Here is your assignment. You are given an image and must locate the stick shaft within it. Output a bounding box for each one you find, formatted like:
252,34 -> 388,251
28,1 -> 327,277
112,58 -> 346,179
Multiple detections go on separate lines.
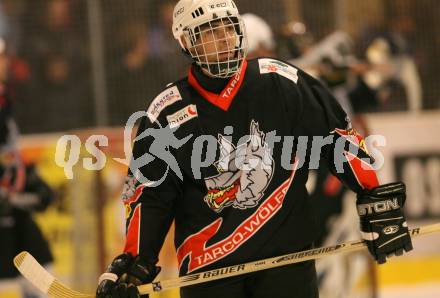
138,223 -> 440,294
13,223 -> 440,297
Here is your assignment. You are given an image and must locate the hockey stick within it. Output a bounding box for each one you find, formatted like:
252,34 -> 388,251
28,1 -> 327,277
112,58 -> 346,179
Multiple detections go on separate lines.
14,223 -> 440,297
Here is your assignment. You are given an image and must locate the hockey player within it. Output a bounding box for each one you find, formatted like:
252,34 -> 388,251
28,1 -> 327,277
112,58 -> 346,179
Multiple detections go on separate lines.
0,132 -> 55,298
0,37 -> 55,298
96,1 -> 413,297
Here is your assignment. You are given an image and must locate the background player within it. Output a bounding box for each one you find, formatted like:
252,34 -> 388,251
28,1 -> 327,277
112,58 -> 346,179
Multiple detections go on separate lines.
0,37 -> 55,298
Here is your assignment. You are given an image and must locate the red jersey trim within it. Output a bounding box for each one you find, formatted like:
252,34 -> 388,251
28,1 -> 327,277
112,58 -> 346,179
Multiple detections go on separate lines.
188,61 -> 248,111
124,204 -> 141,255
334,128 -> 369,154
344,151 -> 379,190
123,184 -> 146,255
13,163 -> 26,192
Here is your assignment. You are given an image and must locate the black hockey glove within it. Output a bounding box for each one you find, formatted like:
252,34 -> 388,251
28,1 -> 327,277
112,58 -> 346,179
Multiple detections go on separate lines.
96,252 -> 161,298
356,182 -> 413,264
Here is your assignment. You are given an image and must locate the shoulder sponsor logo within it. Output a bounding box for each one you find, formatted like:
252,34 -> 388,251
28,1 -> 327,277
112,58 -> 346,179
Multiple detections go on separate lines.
258,58 -> 298,84
166,104 -> 198,128
147,86 -> 182,123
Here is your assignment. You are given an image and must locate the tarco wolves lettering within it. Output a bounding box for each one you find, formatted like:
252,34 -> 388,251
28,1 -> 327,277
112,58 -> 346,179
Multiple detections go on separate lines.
204,120 -> 274,213
176,159 -> 299,273
221,71 -> 241,99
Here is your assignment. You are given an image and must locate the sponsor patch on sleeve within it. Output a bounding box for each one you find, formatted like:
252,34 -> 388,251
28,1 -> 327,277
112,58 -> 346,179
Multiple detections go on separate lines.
166,104 -> 198,128
147,86 -> 182,123
258,58 -> 298,84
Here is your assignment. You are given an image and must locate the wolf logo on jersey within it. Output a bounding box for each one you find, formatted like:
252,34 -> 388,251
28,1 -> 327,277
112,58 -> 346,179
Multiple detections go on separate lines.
204,120 -> 274,212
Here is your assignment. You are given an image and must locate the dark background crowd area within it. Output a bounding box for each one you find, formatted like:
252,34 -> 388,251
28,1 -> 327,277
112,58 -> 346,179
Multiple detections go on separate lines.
0,0 -> 438,134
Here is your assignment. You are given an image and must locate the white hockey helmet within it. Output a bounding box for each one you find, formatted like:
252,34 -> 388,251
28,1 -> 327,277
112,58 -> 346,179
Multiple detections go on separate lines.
172,0 -> 248,78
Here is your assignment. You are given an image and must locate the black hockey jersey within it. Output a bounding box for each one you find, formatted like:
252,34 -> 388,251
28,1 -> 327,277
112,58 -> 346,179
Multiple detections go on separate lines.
121,58 -> 379,275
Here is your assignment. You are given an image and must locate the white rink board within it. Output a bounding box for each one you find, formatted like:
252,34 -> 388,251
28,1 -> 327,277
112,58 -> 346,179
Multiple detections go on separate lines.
364,111 -> 440,182
364,112 -> 440,297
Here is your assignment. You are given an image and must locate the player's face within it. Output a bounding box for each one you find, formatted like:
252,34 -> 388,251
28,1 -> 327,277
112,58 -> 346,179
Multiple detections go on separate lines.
191,19 -> 237,64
